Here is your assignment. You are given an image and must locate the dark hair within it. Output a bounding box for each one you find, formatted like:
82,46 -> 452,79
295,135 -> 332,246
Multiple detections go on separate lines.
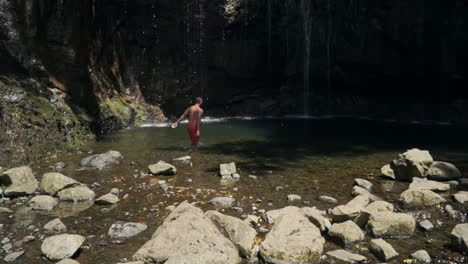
195,97 -> 203,104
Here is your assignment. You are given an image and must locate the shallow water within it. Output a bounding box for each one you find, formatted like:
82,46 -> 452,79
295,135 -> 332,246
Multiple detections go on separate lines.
1,117 -> 467,263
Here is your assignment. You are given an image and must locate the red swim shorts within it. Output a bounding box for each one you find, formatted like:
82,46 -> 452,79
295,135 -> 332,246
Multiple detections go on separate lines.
187,125 -> 199,146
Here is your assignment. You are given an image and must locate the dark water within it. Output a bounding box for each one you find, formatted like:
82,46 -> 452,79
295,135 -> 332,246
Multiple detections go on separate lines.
1,117 -> 467,263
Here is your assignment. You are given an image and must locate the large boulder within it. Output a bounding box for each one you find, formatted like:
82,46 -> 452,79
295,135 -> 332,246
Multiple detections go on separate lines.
364,201 -> 394,215
266,206 -> 326,231
0,166 -> 39,196
425,161 -> 462,181
400,189 -> 446,209
205,211 -> 257,257
329,221 -> 364,245
108,222 -> 148,244
390,149 -> 433,181
367,212 -> 415,237
260,208 -> 325,263
57,186 -> 95,202
40,173 -> 79,195
409,177 -> 450,192
28,195 -> 58,211
451,223 -> 468,253
331,195 -> 369,225
41,234 -> 85,261
148,161 -> 177,175
80,150 -> 123,169
132,202 -> 240,264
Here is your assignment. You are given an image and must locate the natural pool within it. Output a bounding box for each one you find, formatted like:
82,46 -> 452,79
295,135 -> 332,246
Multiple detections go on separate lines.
1,117 -> 467,263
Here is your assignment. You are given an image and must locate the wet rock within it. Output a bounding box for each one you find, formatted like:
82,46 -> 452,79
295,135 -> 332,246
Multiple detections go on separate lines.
329,220 -> 364,244
165,205 -> 176,212
445,205 -> 460,219
4,250 -> 24,263
90,182 -> 101,189
266,207 -> 326,231
44,218 -> 67,233
325,249 -> 367,263
274,186 -> 284,192
28,195 -> 58,210
390,148 -> 433,181
354,178 -> 372,190
364,201 -> 394,214
418,220 -> 434,232
368,212 -> 415,237
380,164 -> 395,180
51,162 -> 66,172
318,196 -> 337,204
352,186 -> 382,202
80,150 -> 123,169
0,207 -> 13,213
206,210 -> 257,257
248,175 -> 257,179
369,238 -> 399,261
132,202 -> 240,264
209,197 -> 235,209
451,224 -> 468,254
411,250 -> 431,263
0,166 -> 39,196
148,161 -> 177,175
3,242 -> 12,251
260,206 -> 325,264
56,260 -> 80,264
173,156 -> 191,162
110,188 -> 120,196
95,193 -> 120,205
331,195 -> 370,225
425,161 -> 462,181
54,201 -> 93,218
459,178 -> 468,187
57,186 -> 95,202
400,189 -> 445,209
452,191 -> 468,204
22,236 -> 35,243
409,177 -> 450,192
108,222 -> 148,244
41,234 -> 85,261
40,173 -> 79,195
219,162 -> 237,176
287,194 -> 301,202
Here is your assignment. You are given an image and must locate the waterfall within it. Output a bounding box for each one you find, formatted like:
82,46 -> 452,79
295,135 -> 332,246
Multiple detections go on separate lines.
300,0 -> 312,114
267,0 -> 272,85
151,0 -> 161,96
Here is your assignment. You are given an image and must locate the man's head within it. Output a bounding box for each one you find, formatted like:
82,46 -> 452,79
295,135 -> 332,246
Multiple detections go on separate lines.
195,97 -> 203,105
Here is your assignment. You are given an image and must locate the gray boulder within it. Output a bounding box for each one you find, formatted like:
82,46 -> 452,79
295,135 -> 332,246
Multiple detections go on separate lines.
400,189 -> 445,209
409,177 -> 450,192
206,210 -> 257,257
367,211 -> 415,237
57,186 -> 96,202
80,150 -> 123,169
209,197 -> 235,209
390,148 -> 433,181
411,250 -> 431,263
452,191 -> 468,204
425,161 -> 462,181
44,218 -> 67,233
41,234 -> 85,261
40,173 -> 79,195
451,223 -> 468,253
95,193 -> 120,205
266,206 -> 326,231
0,207 -> 13,213
380,164 -> 395,180
331,195 -> 369,225
29,195 -> 58,211
369,238 -> 399,261
4,250 -> 25,263
148,161 -> 177,175
0,166 -> 39,196
325,249 -> 367,263
108,222 -> 148,244
329,220 -> 364,244
132,202 -> 240,264
260,207 -> 325,264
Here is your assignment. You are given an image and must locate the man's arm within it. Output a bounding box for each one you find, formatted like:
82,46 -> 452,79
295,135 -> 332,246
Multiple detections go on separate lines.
196,109 -> 203,136
172,108 -> 189,128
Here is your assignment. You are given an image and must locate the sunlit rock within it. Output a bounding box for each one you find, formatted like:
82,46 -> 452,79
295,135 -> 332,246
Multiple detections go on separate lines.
325,249 -> 367,263
108,222 -> 147,244
380,164 -> 395,180
400,189 -> 445,209
451,223 -> 468,253
44,218 -> 67,233
409,177 -> 450,192
80,150 -> 123,169
0,166 -> 38,196
148,161 -> 177,175
57,186 -> 95,203
367,212 -> 415,237
329,220 -> 364,245
369,238 -> 399,261
40,173 -> 79,196
41,234 -> 85,261
425,161 -> 462,181
28,195 -> 58,211
390,148 -> 433,181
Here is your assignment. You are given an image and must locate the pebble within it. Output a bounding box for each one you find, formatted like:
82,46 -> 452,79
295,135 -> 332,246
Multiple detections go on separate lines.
4,250 -> 24,263
445,205 -> 459,219
22,236 -> 35,243
90,182 -> 101,189
418,220 -> 434,232
275,186 -> 284,192
1,237 -> 10,244
287,194 -> 301,201
318,196 -> 338,204
248,175 -> 258,179
110,188 -> 120,196
123,194 -> 129,199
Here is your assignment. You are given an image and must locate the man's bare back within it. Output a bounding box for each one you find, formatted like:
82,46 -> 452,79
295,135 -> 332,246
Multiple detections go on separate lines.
171,97 -> 204,149
187,105 -> 204,126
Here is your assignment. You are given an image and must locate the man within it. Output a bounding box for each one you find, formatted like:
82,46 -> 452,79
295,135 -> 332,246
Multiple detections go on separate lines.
171,97 -> 204,150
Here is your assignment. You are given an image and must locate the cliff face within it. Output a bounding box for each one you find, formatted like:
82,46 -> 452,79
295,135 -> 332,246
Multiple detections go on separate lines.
0,0 -> 468,165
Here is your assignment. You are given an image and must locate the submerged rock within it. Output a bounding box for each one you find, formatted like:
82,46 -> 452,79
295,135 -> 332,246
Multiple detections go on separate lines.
40,173 -> 79,195
418,220 -> 434,232
425,161 -> 462,181
44,218 -> 67,233
287,194 -> 301,202
29,195 -> 58,211
0,166 -> 39,196
409,177 -> 450,192
368,211 -> 415,237
219,162 -> 237,176
209,197 -> 235,209
390,148 -> 433,181
325,249 -> 367,263
354,178 -> 373,190
41,234 -> 85,261
4,250 -> 25,263
329,220 -> 364,244
56,260 -> 80,264
260,206 -> 325,264
0,207 -> 13,213
451,223 -> 468,253
369,238 -> 399,261
400,189 -> 445,208
132,202 -> 240,263
380,164 -> 395,180
95,193 -> 120,205
80,150 -> 123,169
206,210 -> 257,257
108,222 -> 148,244
411,250 -> 431,263
57,186 -> 96,202
148,161 -> 177,175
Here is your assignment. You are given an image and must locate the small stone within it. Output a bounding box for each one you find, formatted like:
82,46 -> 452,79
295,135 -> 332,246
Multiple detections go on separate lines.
411,250 -> 431,263
219,162 -> 236,176
354,178 -> 372,190
28,195 -> 58,211
275,186 -> 284,191
110,188 -> 120,196
232,173 -> 241,180
446,204 -> 460,219
209,197 -> 235,208
287,194 -> 301,202
2,237 -> 10,244
148,161 -> 177,175
4,250 -> 24,263
95,193 -> 120,205
369,238 -> 399,261
329,220 -> 364,244
44,218 -> 67,233
452,191 -> 468,204
90,182 -> 101,188
325,249 -> 367,263
418,220 -> 434,232
22,236 -> 35,243
380,164 -> 395,180
108,222 -> 148,244
248,175 -> 257,179
318,196 -> 337,204
173,156 -> 191,162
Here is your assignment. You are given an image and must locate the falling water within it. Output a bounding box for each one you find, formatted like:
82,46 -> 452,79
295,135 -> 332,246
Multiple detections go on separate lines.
267,0 -> 272,85
150,0 -> 161,95
300,0 -> 312,115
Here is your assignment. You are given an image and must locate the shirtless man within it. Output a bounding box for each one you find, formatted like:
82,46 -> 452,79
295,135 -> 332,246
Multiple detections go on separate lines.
171,97 -> 204,150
